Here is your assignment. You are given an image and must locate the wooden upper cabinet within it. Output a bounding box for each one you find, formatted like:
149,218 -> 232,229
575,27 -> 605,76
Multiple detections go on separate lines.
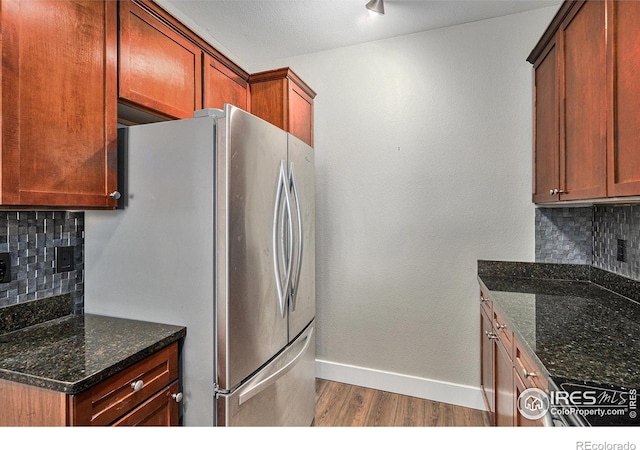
530,0 -> 640,203
532,38 -> 560,203
607,0 -> 640,197
250,68 -> 316,146
119,0 -> 202,119
1,0 -> 118,208
560,0 -> 606,201
203,54 -> 249,111
530,0 -> 606,203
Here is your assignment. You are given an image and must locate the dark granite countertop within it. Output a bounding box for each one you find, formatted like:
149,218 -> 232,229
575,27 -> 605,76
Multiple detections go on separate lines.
478,261 -> 640,390
0,313 -> 186,394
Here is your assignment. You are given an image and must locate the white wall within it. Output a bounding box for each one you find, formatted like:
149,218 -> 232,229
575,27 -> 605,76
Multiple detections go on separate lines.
250,7 -> 559,409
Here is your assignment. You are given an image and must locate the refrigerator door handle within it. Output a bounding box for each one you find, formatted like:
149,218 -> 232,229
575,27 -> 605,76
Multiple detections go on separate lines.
272,160 -> 293,318
288,162 -> 303,312
237,326 -> 314,406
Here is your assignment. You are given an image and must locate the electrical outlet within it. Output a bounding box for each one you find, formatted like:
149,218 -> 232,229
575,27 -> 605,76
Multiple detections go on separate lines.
55,246 -> 75,273
0,252 -> 10,283
617,239 -> 626,263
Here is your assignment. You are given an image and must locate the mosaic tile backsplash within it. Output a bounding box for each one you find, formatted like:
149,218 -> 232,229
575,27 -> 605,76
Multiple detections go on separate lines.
535,207 -> 593,265
535,205 -> 640,282
593,205 -> 640,280
0,212 -> 84,313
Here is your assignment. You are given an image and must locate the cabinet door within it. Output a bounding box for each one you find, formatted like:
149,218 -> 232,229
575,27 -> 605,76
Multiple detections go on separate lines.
288,81 -> 314,147
119,1 -> 202,119
607,1 -> 640,197
494,337 -> 514,426
1,0 -> 118,208
250,77 -> 288,130
203,54 -> 248,111
480,309 -> 495,423
559,0 -> 606,201
532,38 -> 560,203
513,370 -> 545,427
250,68 -> 316,147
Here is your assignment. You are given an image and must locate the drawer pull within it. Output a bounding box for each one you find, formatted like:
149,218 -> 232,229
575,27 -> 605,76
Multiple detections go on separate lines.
131,380 -> 144,392
485,331 -> 498,340
522,369 -> 537,379
495,322 -> 506,330
172,392 -> 183,403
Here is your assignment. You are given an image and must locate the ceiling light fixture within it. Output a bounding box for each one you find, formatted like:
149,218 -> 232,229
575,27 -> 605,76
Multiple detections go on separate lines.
365,0 -> 384,15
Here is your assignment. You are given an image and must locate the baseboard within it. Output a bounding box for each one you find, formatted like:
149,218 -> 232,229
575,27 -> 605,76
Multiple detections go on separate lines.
315,359 -> 487,411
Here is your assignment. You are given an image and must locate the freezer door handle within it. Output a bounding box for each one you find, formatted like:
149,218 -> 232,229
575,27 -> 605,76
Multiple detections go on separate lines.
238,326 -> 314,406
272,160 -> 293,318
288,162 -> 303,312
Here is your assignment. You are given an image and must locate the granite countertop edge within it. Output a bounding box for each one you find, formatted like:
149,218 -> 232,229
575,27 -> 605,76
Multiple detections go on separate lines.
0,312 -> 186,395
0,330 -> 186,395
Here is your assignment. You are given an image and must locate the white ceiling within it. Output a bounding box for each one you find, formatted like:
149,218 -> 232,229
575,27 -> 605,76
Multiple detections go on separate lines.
161,0 -> 562,71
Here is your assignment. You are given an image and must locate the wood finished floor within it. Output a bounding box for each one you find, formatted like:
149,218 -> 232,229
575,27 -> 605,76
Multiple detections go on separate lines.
315,378 -> 491,427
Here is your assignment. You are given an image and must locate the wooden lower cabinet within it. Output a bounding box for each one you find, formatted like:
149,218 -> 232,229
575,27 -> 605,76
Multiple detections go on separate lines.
480,308 -> 495,422
480,290 -> 546,427
0,380 -> 69,426
113,381 -> 179,426
0,343 -> 180,426
494,339 -> 514,426
513,370 -> 545,427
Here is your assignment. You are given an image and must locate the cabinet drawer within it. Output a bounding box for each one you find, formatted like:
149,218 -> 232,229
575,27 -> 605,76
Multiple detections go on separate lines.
514,339 -> 547,392
493,308 -> 513,359
71,342 -> 178,425
112,380 -> 179,426
480,289 -> 492,317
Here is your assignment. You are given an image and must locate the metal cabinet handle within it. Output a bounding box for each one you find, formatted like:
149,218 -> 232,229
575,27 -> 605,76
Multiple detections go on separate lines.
522,369 -> 537,379
495,322 -> 506,330
131,380 -> 144,392
172,392 -> 183,403
485,331 -> 498,340
109,191 -> 121,199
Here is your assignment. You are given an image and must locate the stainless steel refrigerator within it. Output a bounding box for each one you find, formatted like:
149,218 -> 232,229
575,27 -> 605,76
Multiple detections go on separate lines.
84,105 -> 316,426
